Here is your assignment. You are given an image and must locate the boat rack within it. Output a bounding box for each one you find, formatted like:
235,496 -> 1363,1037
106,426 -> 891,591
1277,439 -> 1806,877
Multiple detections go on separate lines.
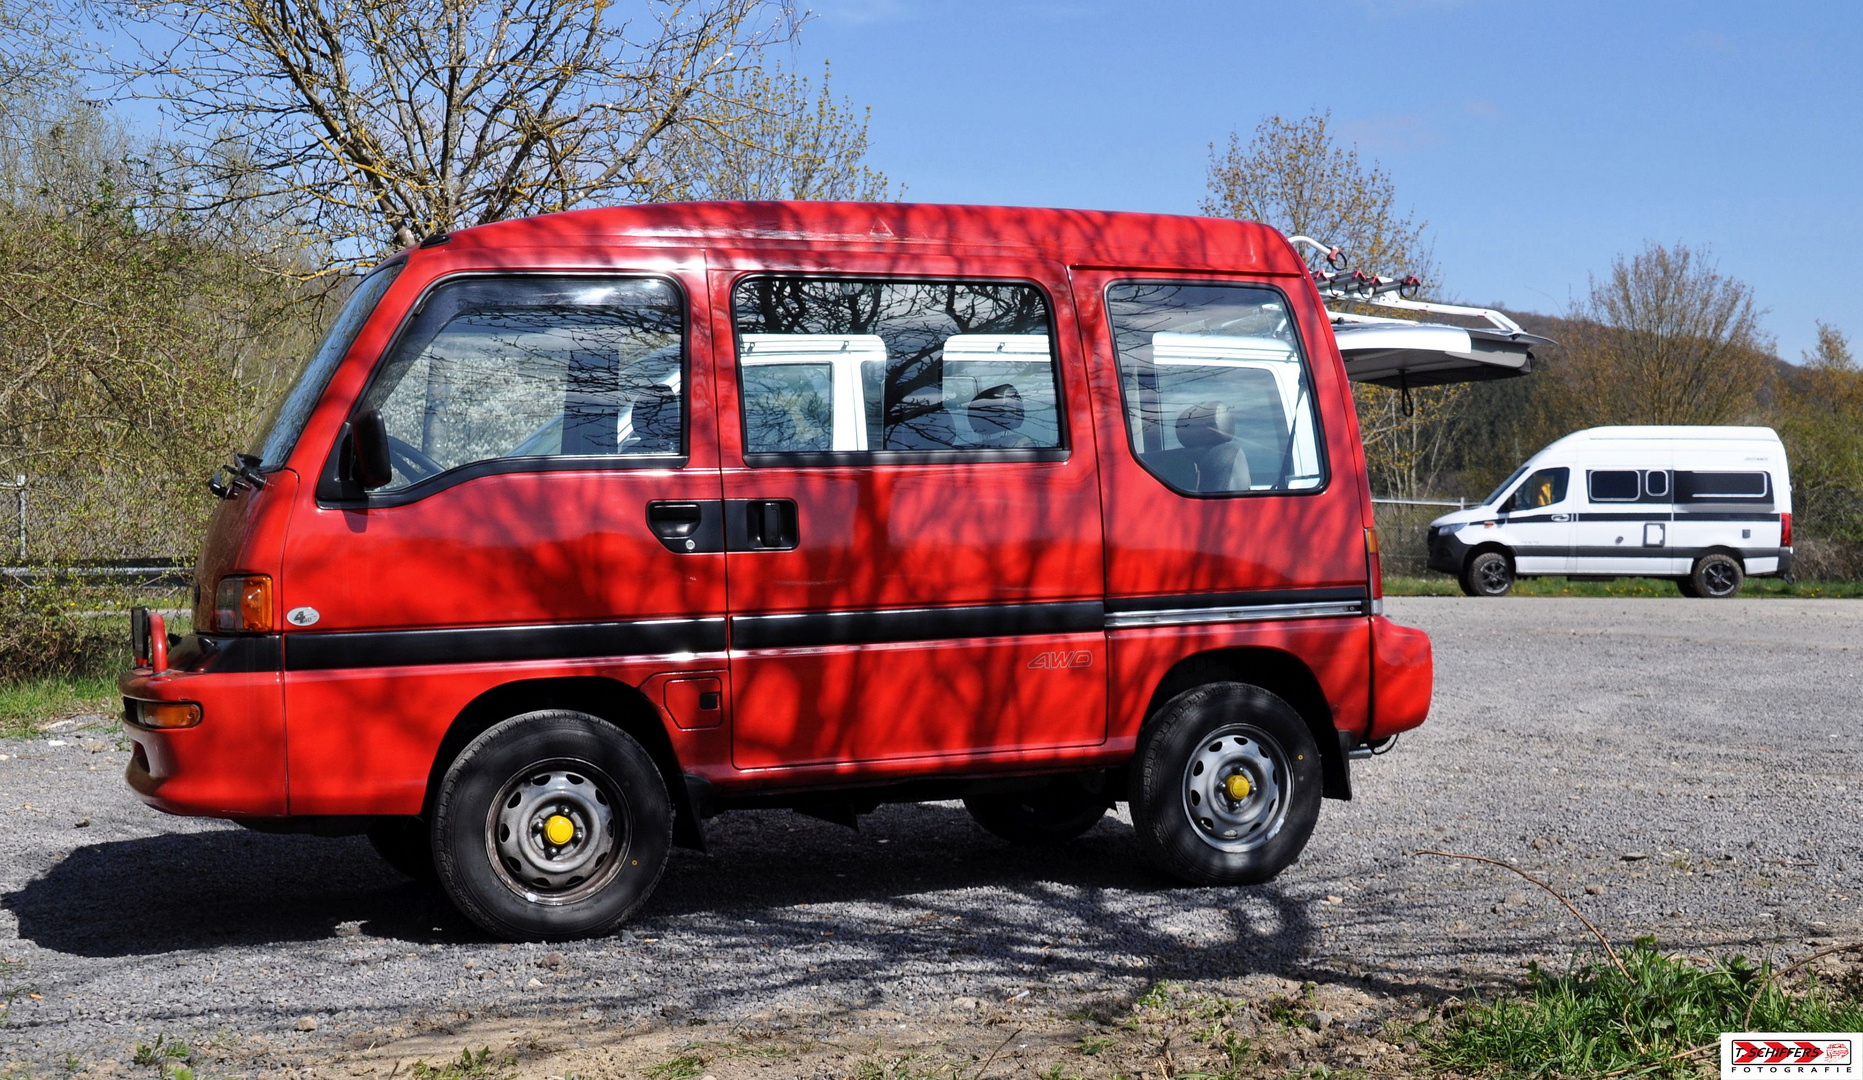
1286,236 -> 1553,400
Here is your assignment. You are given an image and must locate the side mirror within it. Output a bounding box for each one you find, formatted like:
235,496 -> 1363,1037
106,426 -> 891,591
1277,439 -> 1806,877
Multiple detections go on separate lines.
352,409 -> 392,489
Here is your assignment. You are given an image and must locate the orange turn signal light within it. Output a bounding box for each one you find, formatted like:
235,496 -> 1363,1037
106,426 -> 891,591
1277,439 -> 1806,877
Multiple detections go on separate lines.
133,700 -> 202,729
1365,526 -> 1382,555
214,574 -> 274,633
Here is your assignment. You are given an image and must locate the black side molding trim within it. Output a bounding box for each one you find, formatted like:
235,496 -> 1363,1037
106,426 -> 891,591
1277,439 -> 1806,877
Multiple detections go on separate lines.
170,633 -> 285,674
730,600 -> 1104,651
286,617 -> 727,671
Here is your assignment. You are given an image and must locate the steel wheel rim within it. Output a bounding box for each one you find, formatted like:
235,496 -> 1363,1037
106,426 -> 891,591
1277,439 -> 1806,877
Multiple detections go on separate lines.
1478,557 -> 1510,593
484,758 -> 629,906
1703,560 -> 1738,595
1180,723 -> 1290,853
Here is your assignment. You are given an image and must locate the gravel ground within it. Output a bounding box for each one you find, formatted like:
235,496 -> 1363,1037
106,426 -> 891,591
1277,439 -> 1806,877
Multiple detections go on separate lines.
2,597 -> 1861,1070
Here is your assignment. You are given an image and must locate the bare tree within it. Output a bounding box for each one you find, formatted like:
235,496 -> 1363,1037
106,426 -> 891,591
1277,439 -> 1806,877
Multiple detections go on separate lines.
1203,111 -> 1430,281
1553,242 -> 1771,427
659,61 -> 893,201
110,0 -> 803,271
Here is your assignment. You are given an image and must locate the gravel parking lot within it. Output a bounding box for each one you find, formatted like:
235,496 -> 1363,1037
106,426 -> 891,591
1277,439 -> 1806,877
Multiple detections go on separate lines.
2,597 -> 1861,1073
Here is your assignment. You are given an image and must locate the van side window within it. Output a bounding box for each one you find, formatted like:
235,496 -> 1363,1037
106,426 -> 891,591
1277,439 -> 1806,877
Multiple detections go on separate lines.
731,277 -> 1062,457
1105,282 -> 1324,495
356,277 -> 684,492
1507,467 -> 1569,511
1676,471 -> 1769,501
1588,470 -> 1640,502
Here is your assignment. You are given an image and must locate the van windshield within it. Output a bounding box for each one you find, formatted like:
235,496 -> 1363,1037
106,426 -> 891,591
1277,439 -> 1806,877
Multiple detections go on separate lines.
1483,464 -> 1531,507
249,262 -> 403,469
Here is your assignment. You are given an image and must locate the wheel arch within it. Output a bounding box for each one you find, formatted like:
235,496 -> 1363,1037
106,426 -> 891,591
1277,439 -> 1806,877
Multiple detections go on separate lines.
1139,646 -> 1351,800
1465,541 -> 1514,570
421,675 -> 702,849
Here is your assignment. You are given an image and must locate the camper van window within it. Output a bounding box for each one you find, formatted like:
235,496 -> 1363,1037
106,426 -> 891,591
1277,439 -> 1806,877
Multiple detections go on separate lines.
1507,467 -> 1569,512
1105,282 -> 1325,495
1644,470 -> 1671,498
1589,470 -> 1640,502
732,277 -> 1063,456
1484,464 -> 1530,507
1676,471 -> 1769,501
356,276 -> 685,493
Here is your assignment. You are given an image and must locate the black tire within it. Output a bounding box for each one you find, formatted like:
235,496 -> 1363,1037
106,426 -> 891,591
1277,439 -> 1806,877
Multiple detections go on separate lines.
963,775 -> 1111,845
1129,682 -> 1323,886
433,710 -> 673,941
367,816 -> 437,882
1459,550 -> 1514,597
1675,576 -> 1701,598
1690,552 -> 1745,599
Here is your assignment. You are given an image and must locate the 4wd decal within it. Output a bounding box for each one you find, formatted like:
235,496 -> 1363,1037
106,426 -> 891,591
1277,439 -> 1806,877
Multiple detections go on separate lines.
1027,650 -> 1093,670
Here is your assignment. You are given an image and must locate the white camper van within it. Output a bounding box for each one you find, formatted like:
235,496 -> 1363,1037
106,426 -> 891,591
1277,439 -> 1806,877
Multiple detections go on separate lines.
1427,426 -> 1792,598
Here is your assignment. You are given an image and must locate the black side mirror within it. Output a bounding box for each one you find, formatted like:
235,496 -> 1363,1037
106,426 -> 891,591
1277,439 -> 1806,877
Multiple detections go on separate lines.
352,409 -> 392,489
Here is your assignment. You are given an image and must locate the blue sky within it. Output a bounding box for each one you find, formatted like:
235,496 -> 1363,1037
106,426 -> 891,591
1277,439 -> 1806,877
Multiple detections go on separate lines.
783,0 -> 1862,362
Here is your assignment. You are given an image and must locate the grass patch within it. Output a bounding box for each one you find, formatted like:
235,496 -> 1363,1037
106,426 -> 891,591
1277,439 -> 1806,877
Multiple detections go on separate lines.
1383,574 -> 1863,599
0,673 -> 119,738
642,1051 -> 706,1080
408,1049 -> 517,1080
1420,938 -> 1863,1078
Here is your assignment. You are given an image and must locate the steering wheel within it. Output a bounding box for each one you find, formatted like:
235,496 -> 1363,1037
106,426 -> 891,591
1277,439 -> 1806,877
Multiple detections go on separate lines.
385,435 -> 444,483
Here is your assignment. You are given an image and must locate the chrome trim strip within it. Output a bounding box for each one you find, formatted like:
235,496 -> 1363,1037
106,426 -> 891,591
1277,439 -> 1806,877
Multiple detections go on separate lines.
1104,600 -> 1367,630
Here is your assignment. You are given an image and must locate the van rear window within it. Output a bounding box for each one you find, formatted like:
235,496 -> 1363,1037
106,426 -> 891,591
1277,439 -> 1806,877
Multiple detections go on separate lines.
730,278 -> 1063,458
1104,282 -> 1324,495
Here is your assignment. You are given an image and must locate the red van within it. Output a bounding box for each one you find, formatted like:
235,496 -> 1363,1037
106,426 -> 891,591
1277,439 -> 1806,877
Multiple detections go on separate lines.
121,203 -> 1432,941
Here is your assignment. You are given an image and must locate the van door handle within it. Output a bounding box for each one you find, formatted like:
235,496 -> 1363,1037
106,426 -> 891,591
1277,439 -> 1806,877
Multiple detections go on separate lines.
646,500 -> 724,553
725,498 -> 800,551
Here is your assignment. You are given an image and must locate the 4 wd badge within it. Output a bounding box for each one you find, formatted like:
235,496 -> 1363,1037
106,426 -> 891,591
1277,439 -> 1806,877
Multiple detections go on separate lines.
286,606 -> 321,627
1027,650 -> 1093,670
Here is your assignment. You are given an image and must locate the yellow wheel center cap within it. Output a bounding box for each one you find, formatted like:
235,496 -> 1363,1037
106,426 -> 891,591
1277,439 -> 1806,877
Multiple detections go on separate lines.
1224,773 -> 1252,800
543,814 -> 576,846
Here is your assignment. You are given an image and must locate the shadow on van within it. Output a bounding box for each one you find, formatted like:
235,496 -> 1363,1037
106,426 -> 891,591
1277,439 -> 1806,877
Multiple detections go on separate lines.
4,803 -> 1320,977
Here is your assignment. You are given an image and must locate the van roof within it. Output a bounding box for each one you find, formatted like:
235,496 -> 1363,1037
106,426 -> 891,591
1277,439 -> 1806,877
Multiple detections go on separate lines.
437,201 -> 1311,277
1545,425 -> 1782,450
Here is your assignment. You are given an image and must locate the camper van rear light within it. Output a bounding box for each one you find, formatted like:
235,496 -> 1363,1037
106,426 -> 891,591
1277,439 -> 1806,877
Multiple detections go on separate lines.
1781,512 -> 1792,547
213,574 -> 275,633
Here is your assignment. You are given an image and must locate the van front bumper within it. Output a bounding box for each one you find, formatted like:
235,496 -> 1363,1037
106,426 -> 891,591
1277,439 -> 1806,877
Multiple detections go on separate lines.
119,633 -> 287,818
1426,526 -> 1474,575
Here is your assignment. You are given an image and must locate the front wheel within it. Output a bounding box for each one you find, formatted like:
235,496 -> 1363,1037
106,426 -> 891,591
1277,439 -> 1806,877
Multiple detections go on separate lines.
367,816 -> 437,882
964,775 -> 1111,845
1689,552 -> 1745,598
1459,550 -> 1514,597
1129,682 -> 1322,886
432,710 -> 673,941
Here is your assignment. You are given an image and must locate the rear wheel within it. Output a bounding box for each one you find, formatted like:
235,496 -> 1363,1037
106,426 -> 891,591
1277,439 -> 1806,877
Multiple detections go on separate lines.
433,710 -> 673,941
1690,552 -> 1745,598
1460,550 -> 1514,597
964,776 -> 1111,845
367,816 -> 437,882
1129,682 -> 1322,886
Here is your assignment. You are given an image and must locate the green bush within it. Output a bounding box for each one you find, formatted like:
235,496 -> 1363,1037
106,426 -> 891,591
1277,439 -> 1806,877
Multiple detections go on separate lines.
0,585 -> 125,684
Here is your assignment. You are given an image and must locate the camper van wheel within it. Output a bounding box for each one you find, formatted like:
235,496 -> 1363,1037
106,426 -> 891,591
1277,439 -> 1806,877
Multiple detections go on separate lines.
1689,552 -> 1745,599
366,816 -> 437,882
1460,550 -> 1514,597
1129,682 -> 1321,886
432,710 -> 673,941
1675,577 -> 1701,598
963,775 -> 1112,845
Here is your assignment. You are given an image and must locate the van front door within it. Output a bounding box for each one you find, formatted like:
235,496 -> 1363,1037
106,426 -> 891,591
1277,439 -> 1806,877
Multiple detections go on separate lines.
1496,466 -> 1576,575
279,264 -> 727,814
714,263 -> 1107,772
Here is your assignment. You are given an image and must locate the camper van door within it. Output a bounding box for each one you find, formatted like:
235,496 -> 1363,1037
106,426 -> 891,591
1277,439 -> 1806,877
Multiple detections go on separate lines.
1574,446 -> 1676,576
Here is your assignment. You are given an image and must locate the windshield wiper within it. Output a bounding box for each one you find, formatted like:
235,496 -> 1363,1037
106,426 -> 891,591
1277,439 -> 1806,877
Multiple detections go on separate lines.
208,453 -> 267,499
